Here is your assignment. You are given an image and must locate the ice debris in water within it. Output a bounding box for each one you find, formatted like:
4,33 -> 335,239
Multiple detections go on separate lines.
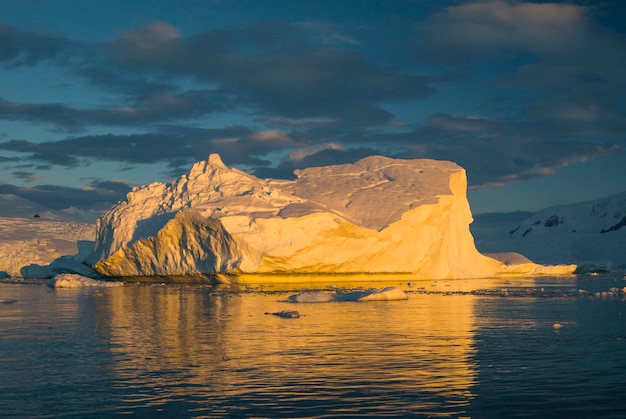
266,310 -> 301,318
287,286 -> 408,303
593,287 -> 626,299
287,292 -> 335,303
577,286 -> 626,299
48,273 -> 124,288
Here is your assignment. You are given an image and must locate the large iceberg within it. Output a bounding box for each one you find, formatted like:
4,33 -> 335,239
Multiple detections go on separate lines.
86,154 -> 574,279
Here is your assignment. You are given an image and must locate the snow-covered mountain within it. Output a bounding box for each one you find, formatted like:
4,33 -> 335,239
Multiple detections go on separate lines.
86,154 -> 573,279
0,195 -> 96,277
471,192 -> 626,271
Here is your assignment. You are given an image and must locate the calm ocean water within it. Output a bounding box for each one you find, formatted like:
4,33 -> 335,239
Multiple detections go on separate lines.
1,274 -> 626,418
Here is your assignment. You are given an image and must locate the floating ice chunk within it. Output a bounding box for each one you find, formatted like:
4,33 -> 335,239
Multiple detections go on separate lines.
356,286 -> 409,301
267,310 -> 301,318
286,291 -> 335,303
48,273 -> 123,288
0,299 -> 17,304
287,286 -> 408,303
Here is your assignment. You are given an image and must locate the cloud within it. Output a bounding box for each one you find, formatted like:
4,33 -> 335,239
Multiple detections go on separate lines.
0,20 -> 436,132
397,113 -> 621,187
409,0 -> 626,174
415,0 -> 588,61
0,23 -> 75,66
0,89 -> 229,131
84,179 -> 133,197
108,21 -> 435,125
11,171 -> 40,183
0,180 -> 132,210
296,21 -> 361,46
4,110 -> 617,203
0,125 -> 300,170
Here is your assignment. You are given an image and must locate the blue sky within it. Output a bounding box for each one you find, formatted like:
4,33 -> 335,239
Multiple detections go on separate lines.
1,0 -> 625,213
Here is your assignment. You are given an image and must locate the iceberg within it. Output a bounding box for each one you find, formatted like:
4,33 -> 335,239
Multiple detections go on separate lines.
86,154 -> 574,279
48,273 -> 123,288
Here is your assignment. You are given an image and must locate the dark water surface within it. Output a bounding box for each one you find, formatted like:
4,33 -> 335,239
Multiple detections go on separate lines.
1,274 -> 626,418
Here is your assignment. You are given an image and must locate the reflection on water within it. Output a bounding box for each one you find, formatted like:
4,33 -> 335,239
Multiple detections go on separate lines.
103,281 -> 478,417
1,274 -> 625,417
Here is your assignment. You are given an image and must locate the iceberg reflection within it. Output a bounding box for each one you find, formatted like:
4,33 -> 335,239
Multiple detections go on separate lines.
94,278 -> 485,416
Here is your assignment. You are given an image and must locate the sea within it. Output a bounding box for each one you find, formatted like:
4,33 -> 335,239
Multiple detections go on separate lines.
1,273 -> 626,418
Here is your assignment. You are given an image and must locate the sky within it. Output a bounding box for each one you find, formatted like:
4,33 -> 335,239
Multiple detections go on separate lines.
0,0 -> 625,214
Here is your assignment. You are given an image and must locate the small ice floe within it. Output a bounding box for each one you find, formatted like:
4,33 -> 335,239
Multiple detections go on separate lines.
593,287 -> 625,299
287,286 -> 408,303
286,291 -> 334,303
355,286 -> 409,301
553,323 -> 563,329
266,310 -> 301,318
0,299 -> 17,304
48,273 -> 124,288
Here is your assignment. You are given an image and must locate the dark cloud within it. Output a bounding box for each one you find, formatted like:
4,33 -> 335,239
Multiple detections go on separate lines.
108,21 -> 435,125
88,179 -> 133,197
412,1 -> 626,136
2,105 -> 621,194
1,20 -> 435,130
0,23 -> 75,66
0,181 -> 131,210
0,125 -> 299,170
11,171 -> 40,183
398,0 -> 626,189
0,89 -> 229,131
395,113 -> 621,187
0,154 -> 20,163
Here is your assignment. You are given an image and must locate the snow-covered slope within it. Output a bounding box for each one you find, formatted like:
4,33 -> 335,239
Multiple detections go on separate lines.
0,196 -> 96,277
87,154 -> 573,279
472,192 -> 626,271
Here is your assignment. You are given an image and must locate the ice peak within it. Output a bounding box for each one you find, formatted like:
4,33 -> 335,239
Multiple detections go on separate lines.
208,153 -> 227,170
187,153 -> 229,180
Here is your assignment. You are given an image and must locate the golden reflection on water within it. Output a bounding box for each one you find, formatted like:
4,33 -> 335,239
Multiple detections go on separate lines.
2,275 -> 600,417
89,277 -> 507,415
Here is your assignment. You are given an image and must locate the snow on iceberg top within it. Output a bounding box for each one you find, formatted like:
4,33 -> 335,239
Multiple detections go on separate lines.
112,153 -> 462,229
280,155 -> 461,230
